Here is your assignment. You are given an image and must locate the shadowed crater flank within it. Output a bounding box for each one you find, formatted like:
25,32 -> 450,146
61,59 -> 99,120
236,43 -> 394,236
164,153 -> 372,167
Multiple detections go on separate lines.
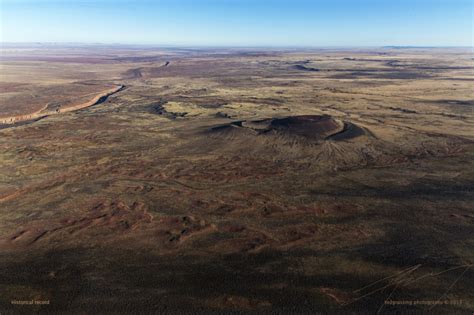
210,115 -> 366,141
270,115 -> 343,139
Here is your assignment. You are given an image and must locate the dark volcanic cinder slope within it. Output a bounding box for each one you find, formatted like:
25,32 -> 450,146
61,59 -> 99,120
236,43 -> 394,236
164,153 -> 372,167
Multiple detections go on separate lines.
208,115 -> 355,141
204,114 -> 467,171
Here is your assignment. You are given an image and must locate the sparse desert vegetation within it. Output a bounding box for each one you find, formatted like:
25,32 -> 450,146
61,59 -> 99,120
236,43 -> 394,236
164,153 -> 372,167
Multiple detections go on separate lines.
0,45 -> 473,313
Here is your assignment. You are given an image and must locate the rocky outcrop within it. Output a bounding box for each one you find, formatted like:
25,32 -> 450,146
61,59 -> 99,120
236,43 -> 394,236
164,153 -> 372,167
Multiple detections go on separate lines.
0,85 -> 124,125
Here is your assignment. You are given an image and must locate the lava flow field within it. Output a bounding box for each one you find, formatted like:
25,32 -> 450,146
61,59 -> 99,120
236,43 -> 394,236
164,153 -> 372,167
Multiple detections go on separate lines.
0,45 -> 473,313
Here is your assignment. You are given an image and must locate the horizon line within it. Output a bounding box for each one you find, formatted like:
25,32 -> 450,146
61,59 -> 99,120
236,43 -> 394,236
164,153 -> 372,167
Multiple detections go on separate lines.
1,42 -> 473,49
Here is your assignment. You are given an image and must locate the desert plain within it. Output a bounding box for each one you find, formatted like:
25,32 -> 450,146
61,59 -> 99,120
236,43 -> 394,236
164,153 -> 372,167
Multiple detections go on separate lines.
0,44 -> 473,313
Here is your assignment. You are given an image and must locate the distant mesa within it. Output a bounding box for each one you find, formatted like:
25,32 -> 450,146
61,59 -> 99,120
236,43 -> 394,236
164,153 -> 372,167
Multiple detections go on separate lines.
292,65 -> 320,72
210,115 -> 366,141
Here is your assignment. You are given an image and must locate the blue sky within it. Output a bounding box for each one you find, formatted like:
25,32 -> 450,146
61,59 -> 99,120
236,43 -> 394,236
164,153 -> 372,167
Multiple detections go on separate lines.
0,0 -> 472,46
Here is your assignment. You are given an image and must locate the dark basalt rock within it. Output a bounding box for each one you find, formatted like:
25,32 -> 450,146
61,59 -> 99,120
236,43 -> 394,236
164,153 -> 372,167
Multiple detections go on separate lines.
208,115 -> 367,141
269,115 -> 342,139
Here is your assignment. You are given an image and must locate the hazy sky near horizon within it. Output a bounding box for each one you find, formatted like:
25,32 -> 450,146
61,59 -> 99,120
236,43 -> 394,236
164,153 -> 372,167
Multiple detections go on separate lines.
0,0 -> 472,46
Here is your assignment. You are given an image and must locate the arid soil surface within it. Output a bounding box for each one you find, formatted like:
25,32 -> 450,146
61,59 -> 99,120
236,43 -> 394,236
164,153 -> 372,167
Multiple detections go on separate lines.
0,45 -> 473,313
